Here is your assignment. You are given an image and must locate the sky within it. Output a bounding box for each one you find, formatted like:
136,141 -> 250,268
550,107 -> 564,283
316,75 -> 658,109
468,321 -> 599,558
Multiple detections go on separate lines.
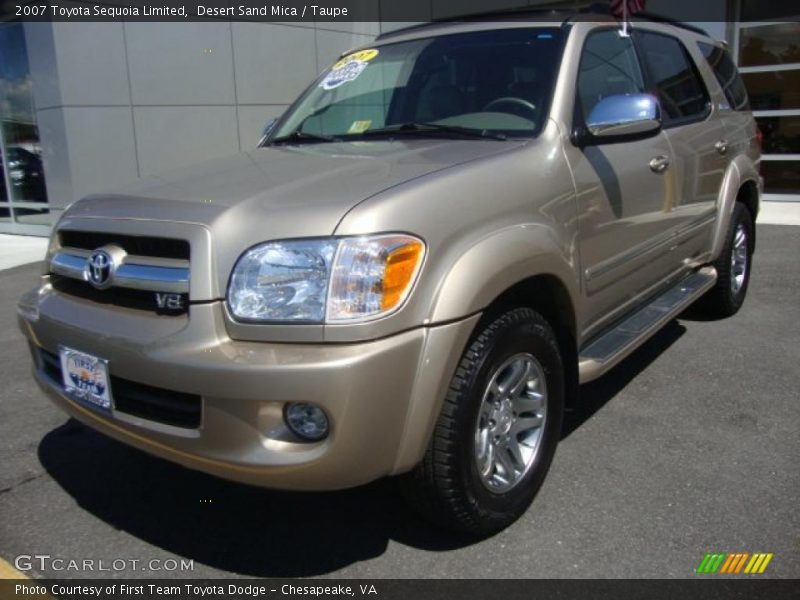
0,23 -> 34,123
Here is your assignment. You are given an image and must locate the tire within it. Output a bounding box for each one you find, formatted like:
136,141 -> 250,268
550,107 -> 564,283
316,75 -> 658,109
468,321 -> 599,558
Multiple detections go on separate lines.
402,307 -> 564,536
699,203 -> 754,317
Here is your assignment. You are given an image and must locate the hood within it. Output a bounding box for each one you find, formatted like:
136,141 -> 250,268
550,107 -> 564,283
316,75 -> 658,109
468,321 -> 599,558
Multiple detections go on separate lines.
66,139 -> 526,242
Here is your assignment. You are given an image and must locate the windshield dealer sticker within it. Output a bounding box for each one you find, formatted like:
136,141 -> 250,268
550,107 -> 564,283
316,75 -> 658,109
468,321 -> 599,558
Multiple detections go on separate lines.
348,120 -> 372,133
320,48 -> 379,90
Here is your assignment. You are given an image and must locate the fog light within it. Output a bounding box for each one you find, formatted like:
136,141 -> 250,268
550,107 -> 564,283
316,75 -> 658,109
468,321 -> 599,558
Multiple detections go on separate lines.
284,403 -> 329,441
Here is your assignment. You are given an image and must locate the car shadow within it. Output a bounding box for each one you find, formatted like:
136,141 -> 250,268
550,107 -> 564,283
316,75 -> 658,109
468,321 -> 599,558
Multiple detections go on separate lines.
38,320 -> 686,577
37,420 -> 474,577
675,303 -> 727,323
562,319 -> 686,439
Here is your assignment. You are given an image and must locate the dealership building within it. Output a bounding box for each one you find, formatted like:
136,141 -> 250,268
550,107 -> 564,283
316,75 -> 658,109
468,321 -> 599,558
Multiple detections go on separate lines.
0,0 -> 798,236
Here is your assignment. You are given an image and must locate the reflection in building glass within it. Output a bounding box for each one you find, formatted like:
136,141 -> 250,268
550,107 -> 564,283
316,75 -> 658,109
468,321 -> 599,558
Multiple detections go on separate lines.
0,23 -> 50,230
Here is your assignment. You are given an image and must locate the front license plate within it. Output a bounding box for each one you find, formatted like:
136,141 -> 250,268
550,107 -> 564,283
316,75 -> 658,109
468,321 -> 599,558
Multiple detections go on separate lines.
59,346 -> 112,410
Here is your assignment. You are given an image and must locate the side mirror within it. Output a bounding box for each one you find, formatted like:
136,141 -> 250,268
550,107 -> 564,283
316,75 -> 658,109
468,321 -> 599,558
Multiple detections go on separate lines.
257,118 -> 278,147
582,94 -> 661,143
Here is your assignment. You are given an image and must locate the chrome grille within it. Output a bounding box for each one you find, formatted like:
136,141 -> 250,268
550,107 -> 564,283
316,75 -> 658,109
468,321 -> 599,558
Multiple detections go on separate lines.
49,231 -> 191,314
50,248 -> 189,294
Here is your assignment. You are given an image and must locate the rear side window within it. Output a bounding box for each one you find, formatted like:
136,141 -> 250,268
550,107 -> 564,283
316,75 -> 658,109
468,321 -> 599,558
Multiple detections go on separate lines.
635,31 -> 710,124
697,42 -> 750,111
577,29 -> 646,118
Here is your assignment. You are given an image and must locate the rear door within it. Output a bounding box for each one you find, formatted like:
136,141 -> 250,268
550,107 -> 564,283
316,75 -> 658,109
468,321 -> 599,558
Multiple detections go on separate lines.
634,29 -> 729,263
696,40 -> 757,193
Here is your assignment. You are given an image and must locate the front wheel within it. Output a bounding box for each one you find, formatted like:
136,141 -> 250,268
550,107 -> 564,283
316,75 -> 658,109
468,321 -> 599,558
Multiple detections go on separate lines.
402,307 -> 564,536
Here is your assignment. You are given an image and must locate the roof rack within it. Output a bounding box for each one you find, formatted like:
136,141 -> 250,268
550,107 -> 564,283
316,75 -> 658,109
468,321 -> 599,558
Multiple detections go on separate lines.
375,7 -> 577,40
635,12 -> 708,36
375,3 -> 709,41
565,9 -> 709,36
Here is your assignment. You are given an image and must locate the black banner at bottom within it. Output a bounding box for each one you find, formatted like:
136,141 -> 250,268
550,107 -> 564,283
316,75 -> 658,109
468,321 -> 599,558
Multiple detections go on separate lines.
1,579 -> 798,600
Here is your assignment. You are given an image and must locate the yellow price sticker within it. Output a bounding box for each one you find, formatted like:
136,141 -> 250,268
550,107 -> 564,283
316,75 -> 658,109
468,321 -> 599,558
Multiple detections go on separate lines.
333,48 -> 379,69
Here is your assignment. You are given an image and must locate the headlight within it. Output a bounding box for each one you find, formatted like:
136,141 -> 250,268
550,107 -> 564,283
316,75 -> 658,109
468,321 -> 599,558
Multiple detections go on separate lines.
227,234 -> 425,323
326,235 -> 425,321
228,239 -> 337,321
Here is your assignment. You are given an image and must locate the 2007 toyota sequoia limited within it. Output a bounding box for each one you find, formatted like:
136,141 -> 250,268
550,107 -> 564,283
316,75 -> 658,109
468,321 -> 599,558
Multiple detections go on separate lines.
19,12 -> 760,534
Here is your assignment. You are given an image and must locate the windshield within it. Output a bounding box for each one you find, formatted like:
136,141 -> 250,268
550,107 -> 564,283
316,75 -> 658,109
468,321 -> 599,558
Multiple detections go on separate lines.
270,28 -> 564,142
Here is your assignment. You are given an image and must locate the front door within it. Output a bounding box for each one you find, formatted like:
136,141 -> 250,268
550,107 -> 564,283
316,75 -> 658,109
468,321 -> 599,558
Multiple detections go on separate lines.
564,28 -> 681,336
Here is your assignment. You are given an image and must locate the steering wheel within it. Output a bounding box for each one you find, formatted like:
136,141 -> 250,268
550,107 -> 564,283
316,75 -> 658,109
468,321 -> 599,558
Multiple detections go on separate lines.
482,96 -> 538,120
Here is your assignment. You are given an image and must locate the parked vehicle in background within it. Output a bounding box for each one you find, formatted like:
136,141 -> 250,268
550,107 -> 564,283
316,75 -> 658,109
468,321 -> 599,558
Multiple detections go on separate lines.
1,146 -> 46,202
18,10 -> 760,535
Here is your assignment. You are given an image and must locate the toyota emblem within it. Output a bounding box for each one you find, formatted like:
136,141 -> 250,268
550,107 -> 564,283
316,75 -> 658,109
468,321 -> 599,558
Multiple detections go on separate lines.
85,249 -> 115,289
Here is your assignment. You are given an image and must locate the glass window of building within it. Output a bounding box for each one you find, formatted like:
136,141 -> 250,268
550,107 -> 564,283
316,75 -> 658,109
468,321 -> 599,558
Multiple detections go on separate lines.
735,13 -> 800,199
0,23 -> 50,234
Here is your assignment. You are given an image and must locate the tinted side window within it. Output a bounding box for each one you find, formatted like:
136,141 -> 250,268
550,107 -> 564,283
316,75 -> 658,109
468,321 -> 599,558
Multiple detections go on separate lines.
635,32 -> 710,123
577,29 -> 645,118
698,42 -> 750,111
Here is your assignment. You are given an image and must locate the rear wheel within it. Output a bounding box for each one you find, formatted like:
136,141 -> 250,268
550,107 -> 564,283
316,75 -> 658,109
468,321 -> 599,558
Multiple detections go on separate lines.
700,203 -> 754,317
402,307 -> 564,536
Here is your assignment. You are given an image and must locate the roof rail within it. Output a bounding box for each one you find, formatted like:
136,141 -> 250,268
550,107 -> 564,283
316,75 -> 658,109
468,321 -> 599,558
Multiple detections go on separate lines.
635,12 -> 709,36
375,4 -> 709,41
565,8 -> 709,36
375,7 -> 576,41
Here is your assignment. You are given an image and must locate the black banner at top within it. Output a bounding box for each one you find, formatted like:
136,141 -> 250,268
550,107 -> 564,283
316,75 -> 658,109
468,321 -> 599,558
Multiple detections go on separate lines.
3,0 -> 800,23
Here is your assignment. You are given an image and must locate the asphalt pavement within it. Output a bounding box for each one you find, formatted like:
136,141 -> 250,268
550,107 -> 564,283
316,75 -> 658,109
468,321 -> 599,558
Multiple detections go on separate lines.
0,225 -> 798,579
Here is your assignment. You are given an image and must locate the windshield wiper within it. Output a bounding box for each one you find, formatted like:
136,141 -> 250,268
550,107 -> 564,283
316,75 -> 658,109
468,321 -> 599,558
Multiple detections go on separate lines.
268,130 -> 338,145
360,122 -> 507,141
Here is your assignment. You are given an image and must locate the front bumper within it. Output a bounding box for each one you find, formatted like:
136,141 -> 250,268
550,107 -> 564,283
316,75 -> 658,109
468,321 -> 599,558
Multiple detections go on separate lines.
18,284 -> 478,490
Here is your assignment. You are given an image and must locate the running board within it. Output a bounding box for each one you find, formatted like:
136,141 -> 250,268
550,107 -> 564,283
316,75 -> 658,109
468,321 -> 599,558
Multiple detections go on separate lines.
578,267 -> 717,383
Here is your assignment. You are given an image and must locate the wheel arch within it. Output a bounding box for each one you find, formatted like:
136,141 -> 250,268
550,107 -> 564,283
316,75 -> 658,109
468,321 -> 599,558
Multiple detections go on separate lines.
480,274 -> 579,412
426,226 -> 580,410
394,232 -> 581,474
427,224 -> 580,331
482,274 -> 577,343
710,155 -> 761,262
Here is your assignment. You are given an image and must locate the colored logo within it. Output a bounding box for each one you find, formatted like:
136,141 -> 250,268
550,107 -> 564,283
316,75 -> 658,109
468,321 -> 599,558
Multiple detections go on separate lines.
320,48 -> 380,90
64,353 -> 107,399
696,552 -> 773,574
320,60 -> 368,90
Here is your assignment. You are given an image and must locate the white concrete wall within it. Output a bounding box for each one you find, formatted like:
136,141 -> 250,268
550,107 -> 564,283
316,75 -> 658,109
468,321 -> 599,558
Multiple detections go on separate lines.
25,21 -> 378,220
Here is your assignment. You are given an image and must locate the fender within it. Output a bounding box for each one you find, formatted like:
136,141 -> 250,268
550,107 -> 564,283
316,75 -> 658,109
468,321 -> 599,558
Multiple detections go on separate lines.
392,224 -> 580,472
427,223 -> 580,325
710,154 -> 761,262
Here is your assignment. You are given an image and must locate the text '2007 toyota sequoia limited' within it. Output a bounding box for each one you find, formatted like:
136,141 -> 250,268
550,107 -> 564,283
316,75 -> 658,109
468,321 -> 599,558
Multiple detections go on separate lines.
18,11 -> 760,534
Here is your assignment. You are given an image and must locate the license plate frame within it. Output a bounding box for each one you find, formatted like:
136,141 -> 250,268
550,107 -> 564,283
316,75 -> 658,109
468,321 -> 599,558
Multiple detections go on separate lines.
58,345 -> 113,411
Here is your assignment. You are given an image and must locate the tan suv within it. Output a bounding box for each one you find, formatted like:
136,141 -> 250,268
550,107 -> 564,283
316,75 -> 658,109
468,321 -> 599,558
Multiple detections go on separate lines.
18,12 -> 760,534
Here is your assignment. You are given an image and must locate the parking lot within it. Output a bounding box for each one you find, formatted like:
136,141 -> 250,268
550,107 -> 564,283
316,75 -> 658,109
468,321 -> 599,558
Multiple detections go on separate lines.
0,225 -> 797,579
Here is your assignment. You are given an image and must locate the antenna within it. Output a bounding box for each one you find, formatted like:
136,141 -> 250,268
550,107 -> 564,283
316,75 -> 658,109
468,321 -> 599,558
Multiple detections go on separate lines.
620,0 -> 630,37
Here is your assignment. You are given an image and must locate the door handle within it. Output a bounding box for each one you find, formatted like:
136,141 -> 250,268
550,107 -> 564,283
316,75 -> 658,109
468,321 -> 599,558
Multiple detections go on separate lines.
715,139 -> 729,155
649,155 -> 670,173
